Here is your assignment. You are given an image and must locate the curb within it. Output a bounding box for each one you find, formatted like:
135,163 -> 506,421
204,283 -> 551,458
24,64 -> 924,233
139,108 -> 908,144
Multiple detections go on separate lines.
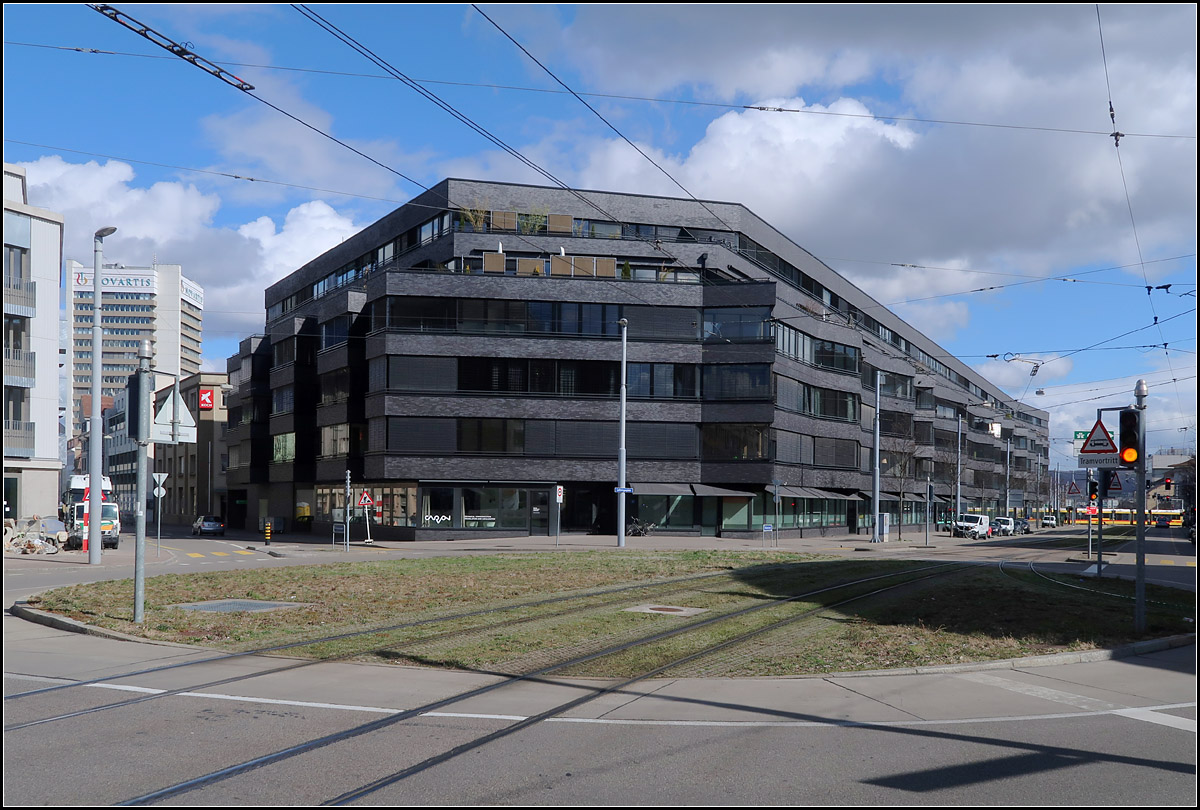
823,633 -> 1195,678
7,602 -> 222,650
8,599 -> 1194,678
244,545 -> 286,558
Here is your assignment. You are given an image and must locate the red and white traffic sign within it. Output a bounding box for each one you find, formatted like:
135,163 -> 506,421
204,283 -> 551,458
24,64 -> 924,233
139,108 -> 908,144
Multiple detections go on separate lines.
1085,506 -> 1098,515
1106,473 -> 1123,492
1079,419 -> 1118,454
358,490 -> 374,507
1066,481 -> 1081,495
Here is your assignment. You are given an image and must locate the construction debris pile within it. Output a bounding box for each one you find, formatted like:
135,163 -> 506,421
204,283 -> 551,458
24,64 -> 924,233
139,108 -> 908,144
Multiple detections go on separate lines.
3,517 -> 66,555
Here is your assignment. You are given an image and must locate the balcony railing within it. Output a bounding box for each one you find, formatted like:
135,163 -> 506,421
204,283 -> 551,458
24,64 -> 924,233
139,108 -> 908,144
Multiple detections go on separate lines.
4,347 -> 36,384
3,420 -> 35,457
3,275 -> 36,314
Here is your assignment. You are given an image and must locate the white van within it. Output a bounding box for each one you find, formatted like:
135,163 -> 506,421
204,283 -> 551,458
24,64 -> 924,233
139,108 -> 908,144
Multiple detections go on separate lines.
954,514 -> 990,539
992,517 -> 1015,536
1041,515 -> 1057,528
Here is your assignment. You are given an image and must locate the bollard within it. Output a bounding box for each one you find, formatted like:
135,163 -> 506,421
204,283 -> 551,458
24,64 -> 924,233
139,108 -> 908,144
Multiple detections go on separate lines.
264,520 -> 272,546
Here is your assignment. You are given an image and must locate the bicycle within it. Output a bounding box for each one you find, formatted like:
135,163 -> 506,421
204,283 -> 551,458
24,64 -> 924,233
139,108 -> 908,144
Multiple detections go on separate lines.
626,518 -> 657,537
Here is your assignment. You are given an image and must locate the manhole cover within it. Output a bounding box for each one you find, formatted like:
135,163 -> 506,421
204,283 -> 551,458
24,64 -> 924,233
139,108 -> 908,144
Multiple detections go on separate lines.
624,604 -> 708,617
169,599 -> 309,613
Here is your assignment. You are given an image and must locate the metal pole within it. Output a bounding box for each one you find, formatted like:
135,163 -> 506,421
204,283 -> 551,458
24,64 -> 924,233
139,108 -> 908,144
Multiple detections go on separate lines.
870,370 -> 882,542
1087,469 -> 1093,555
1134,379 -> 1148,632
925,475 -> 931,547
134,339 -> 151,623
88,228 -> 115,564
617,318 -> 628,548
955,413 -> 962,521
1004,437 -> 1011,519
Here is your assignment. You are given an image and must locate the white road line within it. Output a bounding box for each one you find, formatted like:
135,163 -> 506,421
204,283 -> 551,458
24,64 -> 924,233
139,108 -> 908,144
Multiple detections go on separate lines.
1113,707 -> 1197,733
5,672 -> 1194,730
955,671 -> 1125,711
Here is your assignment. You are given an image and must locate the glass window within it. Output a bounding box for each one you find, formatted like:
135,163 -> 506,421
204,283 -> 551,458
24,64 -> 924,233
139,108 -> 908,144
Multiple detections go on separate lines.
272,432 -> 296,463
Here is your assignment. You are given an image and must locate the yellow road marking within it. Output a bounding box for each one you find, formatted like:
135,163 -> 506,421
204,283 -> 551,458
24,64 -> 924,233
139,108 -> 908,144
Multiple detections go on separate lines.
210,552 -> 230,556
234,550 -> 255,555
186,553 -> 205,558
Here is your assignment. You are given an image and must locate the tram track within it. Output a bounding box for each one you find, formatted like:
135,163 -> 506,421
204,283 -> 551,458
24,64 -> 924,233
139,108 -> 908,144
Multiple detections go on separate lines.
3,558 -> 906,730
103,561 -> 969,806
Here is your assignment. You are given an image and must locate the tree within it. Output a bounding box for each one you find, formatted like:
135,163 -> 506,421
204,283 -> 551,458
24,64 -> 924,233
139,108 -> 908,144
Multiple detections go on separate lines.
881,433 -> 922,540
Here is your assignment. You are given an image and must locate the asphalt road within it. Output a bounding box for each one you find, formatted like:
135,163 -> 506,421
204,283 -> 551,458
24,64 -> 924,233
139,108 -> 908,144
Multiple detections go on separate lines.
3,525 -> 1195,805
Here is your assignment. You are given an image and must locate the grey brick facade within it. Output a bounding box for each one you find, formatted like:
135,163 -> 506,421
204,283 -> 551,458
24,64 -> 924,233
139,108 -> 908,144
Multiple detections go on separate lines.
226,179 -> 1049,540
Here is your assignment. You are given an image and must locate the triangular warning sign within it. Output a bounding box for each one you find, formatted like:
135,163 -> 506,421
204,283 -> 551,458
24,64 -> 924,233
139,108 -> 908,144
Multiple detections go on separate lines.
1067,481 -> 1081,495
358,490 -> 373,507
1107,473 -> 1123,492
1079,419 -> 1118,454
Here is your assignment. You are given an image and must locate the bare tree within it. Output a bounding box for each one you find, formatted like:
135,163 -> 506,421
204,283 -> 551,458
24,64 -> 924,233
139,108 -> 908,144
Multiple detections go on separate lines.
881,433 -> 922,540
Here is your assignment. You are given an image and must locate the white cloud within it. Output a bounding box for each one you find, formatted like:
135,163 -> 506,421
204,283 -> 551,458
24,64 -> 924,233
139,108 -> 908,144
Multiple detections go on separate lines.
20,157 -> 361,371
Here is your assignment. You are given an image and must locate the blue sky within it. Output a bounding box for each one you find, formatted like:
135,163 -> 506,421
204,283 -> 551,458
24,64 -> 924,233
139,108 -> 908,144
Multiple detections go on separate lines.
4,4 -> 1196,468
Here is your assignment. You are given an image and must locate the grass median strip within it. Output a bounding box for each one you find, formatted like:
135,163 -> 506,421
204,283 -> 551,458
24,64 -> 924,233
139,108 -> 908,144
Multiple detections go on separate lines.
26,551 -> 1194,677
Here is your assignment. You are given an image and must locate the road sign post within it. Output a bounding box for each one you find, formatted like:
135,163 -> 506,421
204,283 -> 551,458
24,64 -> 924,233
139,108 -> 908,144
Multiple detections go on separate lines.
358,490 -> 374,544
152,471 -> 167,557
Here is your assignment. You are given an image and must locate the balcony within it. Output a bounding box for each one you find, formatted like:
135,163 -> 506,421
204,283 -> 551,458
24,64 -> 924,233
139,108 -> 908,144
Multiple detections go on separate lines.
3,420 -> 35,458
3,348 -> 36,387
3,275 -> 36,316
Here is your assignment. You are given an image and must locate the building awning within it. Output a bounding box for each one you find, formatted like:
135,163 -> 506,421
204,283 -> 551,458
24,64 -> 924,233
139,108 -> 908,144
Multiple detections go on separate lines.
861,491 -> 900,501
768,484 -> 811,498
861,491 -> 927,502
691,484 -> 752,497
807,488 -> 861,501
630,483 -> 693,496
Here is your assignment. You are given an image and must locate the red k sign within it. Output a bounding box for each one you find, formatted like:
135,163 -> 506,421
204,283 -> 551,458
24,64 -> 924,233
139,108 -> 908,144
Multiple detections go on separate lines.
199,389 -> 214,410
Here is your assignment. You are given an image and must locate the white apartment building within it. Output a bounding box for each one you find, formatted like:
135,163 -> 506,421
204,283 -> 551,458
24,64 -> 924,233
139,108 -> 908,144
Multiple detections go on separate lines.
4,163 -> 64,521
65,259 -> 203,446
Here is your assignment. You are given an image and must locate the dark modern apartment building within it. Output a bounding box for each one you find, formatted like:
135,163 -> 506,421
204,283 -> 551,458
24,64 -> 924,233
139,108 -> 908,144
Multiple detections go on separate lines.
225,179 -> 1050,540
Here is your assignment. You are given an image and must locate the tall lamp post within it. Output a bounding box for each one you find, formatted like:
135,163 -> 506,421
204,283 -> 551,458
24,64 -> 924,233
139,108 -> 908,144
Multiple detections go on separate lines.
89,226 -> 116,565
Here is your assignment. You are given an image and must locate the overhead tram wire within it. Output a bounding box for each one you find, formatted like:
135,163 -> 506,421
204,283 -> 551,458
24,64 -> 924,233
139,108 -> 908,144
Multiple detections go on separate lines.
8,137 -> 1193,310
1095,4 -> 1188,417
87,4 -> 696,312
287,4 -> 702,280
471,4 -> 741,237
7,40 -> 1195,142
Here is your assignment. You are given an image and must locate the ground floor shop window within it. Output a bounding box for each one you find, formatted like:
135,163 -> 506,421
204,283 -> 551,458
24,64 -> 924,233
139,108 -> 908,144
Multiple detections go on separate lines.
636,495 -> 694,528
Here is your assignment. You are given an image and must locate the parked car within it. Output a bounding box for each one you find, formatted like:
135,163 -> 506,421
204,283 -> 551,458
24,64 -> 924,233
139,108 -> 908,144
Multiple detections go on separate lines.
1041,515 -> 1057,528
992,517 -> 1015,536
192,515 -> 225,536
953,513 -> 991,539
1014,518 -> 1032,535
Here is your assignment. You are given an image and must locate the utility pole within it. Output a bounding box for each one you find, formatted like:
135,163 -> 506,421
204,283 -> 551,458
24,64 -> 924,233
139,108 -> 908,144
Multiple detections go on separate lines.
1134,379 -> 1148,633
133,339 -> 151,623
89,226 -> 116,564
870,370 -> 882,542
617,318 -> 628,548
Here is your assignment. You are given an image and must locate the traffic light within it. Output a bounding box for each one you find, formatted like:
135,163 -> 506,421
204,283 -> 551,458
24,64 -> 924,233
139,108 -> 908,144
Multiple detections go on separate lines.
1164,477 -> 1173,492
1118,407 -> 1141,469
1099,469 -> 1116,499
1088,480 -> 1099,501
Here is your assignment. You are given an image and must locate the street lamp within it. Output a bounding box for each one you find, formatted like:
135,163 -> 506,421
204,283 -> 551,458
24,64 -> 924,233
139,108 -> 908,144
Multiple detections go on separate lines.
88,225 -> 116,565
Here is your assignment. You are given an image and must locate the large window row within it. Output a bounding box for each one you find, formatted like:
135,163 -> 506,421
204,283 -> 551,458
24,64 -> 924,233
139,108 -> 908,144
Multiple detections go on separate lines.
372,356 -> 770,401
383,417 -> 777,462
774,321 -> 860,374
776,375 -> 859,422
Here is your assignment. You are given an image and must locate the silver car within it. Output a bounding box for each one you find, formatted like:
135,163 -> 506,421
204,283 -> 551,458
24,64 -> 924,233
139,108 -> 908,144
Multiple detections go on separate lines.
191,515 -> 225,536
